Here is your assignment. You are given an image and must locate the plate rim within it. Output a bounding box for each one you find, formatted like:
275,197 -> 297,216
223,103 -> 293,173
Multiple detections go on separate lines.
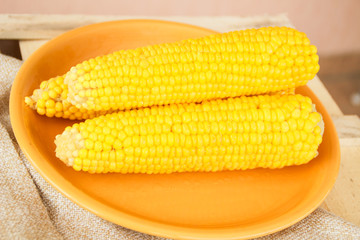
9,19 -> 341,240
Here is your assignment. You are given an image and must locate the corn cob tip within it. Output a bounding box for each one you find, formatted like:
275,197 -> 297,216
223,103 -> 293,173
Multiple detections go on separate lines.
314,105 -> 324,135
55,126 -> 84,168
312,103 -> 324,159
25,75 -> 115,120
25,96 -> 36,109
25,76 -> 70,118
25,87 -> 48,115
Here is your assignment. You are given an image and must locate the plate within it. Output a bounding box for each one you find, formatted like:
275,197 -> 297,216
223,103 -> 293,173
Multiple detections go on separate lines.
10,20 -> 340,239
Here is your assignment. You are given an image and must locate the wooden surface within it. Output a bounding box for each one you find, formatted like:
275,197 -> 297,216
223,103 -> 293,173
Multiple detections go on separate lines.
2,14 -> 360,226
0,14 -> 292,40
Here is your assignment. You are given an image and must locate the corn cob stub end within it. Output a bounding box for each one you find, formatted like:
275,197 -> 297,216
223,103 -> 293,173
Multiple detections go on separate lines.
55,94 -> 324,174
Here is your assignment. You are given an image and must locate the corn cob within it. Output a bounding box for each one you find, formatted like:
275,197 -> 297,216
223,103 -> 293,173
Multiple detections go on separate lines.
24,74 -> 295,119
55,94 -> 323,174
64,26 -> 319,112
25,75 -> 113,120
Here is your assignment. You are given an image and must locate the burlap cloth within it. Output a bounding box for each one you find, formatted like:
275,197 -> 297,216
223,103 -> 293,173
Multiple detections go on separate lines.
1,53 -> 360,240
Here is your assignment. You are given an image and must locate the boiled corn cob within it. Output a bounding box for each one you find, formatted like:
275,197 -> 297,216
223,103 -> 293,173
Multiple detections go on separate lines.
24,74 -> 295,119
25,75 -> 113,120
55,94 -> 323,174
64,26 -> 319,112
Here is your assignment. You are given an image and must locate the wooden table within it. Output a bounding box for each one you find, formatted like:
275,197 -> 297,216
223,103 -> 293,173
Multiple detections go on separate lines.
1,14 -> 359,226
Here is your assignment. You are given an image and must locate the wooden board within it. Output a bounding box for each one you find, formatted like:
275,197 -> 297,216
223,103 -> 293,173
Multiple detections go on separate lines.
19,40 -> 48,60
3,14 -> 359,226
1,14 -> 292,39
307,77 -> 343,116
320,115 -> 360,225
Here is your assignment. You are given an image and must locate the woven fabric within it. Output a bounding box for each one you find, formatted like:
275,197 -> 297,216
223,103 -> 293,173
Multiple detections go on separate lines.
1,53 -> 359,240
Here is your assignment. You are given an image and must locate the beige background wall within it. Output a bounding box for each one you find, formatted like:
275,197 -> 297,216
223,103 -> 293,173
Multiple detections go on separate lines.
1,0 -> 359,56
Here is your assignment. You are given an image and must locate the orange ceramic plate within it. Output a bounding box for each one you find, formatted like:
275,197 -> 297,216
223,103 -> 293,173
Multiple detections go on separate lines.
10,20 -> 340,239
